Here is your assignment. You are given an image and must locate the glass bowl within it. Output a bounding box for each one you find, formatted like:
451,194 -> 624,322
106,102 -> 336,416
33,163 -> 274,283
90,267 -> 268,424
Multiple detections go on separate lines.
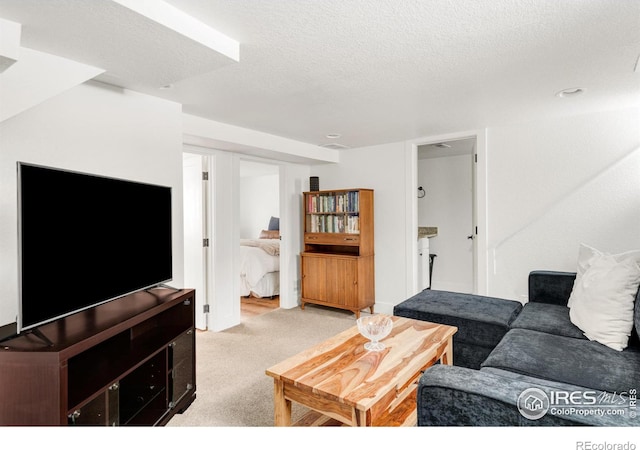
356,315 -> 393,351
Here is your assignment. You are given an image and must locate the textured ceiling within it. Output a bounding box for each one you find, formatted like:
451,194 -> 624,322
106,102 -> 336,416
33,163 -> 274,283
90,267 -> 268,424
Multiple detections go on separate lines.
1,0 -> 639,150
0,0 -> 238,87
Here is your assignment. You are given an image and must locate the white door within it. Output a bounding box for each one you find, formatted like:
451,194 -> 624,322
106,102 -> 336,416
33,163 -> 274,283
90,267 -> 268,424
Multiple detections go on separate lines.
182,153 -> 208,330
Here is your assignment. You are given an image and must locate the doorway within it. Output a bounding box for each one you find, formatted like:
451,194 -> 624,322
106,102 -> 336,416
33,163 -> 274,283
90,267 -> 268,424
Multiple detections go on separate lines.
239,159 -> 281,320
417,138 -> 476,293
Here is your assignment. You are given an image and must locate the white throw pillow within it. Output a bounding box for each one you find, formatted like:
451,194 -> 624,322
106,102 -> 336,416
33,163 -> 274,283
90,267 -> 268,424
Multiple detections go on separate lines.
569,252 -> 640,351
568,244 -> 640,308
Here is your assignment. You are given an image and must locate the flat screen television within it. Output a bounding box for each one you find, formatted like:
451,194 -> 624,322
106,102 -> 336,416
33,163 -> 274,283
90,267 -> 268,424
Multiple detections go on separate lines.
17,162 -> 173,333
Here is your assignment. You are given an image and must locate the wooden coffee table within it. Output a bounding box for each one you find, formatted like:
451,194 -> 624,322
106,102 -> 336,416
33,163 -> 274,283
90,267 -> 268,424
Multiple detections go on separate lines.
265,315 -> 457,426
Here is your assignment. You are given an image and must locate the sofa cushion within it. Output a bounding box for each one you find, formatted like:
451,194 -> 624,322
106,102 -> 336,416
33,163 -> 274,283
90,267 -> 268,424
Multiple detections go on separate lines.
569,253 -> 640,351
480,367 -> 586,391
510,302 -> 586,340
529,271 -> 576,306
393,289 -> 522,348
482,328 -> 640,394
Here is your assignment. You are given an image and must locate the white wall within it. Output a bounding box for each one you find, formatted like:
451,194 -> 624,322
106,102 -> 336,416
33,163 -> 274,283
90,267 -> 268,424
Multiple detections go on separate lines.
486,106 -> 640,301
279,162 -> 310,309
418,154 -> 474,293
0,81 -> 184,331
312,142 -> 411,314
313,106 -> 640,309
239,173 -> 279,238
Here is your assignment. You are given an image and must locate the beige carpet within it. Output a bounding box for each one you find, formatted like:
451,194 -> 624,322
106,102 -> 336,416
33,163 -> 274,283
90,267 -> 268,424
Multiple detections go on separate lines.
167,304 -> 357,427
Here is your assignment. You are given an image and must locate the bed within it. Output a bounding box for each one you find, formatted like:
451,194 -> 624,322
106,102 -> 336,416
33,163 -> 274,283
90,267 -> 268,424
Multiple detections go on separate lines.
240,234 -> 280,298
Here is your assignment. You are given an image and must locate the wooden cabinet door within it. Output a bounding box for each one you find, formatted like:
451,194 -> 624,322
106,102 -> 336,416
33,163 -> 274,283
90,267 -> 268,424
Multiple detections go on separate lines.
325,257 -> 358,308
302,254 -> 358,307
301,255 -> 326,302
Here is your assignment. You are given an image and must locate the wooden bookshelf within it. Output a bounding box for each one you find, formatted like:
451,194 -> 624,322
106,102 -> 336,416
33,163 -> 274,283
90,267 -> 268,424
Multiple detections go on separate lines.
300,189 -> 374,318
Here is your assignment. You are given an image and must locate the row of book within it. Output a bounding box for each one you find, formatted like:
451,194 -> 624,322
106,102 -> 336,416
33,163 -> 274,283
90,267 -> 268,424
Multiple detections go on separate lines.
306,191 -> 359,213
307,214 -> 360,234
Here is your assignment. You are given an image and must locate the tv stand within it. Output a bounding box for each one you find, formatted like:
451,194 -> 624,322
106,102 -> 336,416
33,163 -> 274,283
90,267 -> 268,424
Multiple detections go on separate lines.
24,327 -> 54,347
0,288 -> 196,426
147,283 -> 182,293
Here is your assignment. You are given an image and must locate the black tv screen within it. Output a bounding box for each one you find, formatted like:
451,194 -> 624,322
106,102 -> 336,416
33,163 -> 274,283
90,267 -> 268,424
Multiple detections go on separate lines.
18,162 -> 173,332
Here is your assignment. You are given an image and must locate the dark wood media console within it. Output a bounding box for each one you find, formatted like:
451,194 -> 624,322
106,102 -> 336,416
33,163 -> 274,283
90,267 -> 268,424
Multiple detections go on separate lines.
0,288 -> 196,426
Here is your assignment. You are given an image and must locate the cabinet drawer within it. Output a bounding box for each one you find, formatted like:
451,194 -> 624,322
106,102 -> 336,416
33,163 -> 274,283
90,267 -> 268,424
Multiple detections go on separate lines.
304,233 -> 360,246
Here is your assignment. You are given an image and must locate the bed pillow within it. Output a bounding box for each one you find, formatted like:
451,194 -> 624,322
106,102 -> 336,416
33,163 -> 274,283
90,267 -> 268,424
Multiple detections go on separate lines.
268,216 -> 280,231
568,248 -> 640,351
259,229 -> 279,239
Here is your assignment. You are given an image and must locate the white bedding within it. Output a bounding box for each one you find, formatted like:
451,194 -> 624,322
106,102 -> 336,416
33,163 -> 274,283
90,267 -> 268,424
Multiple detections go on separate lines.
240,239 -> 280,297
240,271 -> 279,298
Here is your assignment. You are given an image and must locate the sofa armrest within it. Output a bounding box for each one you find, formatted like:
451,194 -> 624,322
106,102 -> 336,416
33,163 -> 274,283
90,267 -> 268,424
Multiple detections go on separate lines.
417,365 -> 639,427
417,365 -> 572,426
528,270 -> 576,306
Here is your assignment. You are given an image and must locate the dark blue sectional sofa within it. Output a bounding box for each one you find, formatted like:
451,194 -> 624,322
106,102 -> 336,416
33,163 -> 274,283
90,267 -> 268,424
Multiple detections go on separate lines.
393,271 -> 640,426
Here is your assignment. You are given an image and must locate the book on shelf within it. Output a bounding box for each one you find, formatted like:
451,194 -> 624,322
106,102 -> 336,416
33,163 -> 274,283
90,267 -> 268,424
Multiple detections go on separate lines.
307,191 -> 359,214
307,214 -> 360,234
